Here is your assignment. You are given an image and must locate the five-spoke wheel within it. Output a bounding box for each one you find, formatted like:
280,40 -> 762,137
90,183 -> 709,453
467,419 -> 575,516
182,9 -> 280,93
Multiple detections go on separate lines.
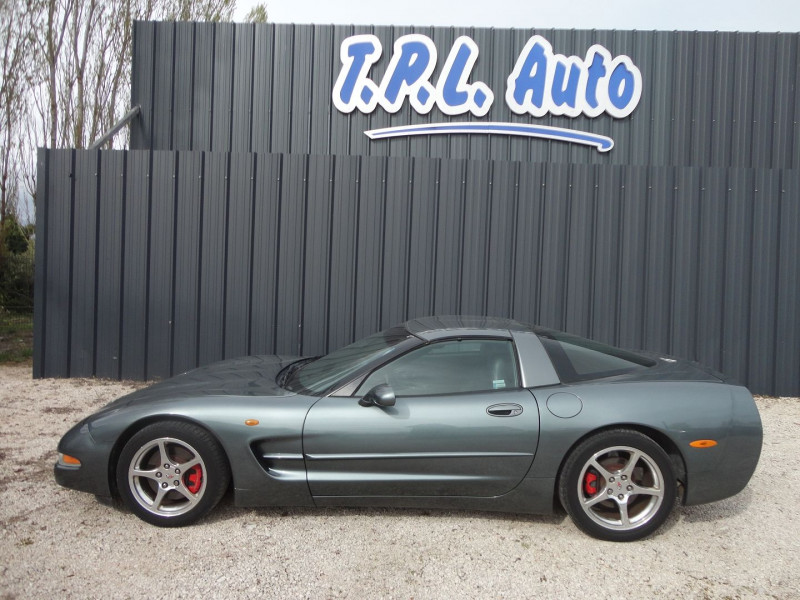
559,429 -> 676,542
117,421 -> 230,527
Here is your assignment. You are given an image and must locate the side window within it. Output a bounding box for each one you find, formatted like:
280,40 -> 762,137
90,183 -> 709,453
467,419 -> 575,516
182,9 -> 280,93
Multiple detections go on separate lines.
357,339 -> 519,397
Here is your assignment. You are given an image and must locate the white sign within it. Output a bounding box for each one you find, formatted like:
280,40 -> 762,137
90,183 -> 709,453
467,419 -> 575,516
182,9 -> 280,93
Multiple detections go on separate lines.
332,33 -> 643,152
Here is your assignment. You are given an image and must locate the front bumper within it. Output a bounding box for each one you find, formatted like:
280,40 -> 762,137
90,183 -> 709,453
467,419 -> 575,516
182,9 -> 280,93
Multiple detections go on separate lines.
54,420 -> 113,498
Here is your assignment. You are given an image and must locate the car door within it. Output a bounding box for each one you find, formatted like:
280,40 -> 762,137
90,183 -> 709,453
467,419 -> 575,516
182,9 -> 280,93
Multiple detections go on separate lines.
302,338 -> 540,498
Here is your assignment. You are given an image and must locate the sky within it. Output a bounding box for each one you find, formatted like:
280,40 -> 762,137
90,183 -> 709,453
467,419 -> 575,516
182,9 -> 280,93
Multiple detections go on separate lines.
234,0 -> 800,32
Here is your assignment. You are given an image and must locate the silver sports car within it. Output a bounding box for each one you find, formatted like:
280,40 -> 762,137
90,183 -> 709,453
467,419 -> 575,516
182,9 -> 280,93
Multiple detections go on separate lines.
54,316 -> 762,542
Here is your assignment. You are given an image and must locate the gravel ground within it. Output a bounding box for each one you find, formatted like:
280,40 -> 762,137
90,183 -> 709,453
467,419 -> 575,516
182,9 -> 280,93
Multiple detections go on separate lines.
1,362 -> 798,599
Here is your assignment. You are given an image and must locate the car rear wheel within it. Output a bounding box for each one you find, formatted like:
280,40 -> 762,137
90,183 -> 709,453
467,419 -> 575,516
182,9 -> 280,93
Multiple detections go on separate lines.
558,429 -> 676,542
116,421 -> 230,527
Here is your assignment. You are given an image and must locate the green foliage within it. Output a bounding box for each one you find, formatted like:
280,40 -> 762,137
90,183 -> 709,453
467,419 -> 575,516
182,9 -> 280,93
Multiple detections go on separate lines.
245,3 -> 268,23
0,309 -> 33,363
0,213 -> 34,312
2,214 -> 28,255
162,0 -> 237,22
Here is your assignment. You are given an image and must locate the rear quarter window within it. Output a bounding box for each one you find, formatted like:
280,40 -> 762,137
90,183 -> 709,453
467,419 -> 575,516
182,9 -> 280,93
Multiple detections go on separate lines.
536,330 -> 656,383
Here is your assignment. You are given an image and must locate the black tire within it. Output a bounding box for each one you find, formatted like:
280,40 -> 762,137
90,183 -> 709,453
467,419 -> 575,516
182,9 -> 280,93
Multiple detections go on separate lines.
558,429 -> 676,542
116,421 -> 230,527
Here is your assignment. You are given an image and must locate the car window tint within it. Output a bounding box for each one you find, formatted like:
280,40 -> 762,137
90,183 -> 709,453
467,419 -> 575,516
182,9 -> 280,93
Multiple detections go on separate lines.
357,339 -> 519,397
536,329 -> 656,383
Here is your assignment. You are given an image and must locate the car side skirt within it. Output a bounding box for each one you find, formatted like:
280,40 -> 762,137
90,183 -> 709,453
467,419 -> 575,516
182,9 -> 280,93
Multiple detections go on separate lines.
307,476 -> 557,515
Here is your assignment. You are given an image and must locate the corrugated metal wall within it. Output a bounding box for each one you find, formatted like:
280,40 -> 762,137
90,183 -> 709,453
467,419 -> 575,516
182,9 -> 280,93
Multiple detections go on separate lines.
131,22 -> 800,170
34,149 -> 800,395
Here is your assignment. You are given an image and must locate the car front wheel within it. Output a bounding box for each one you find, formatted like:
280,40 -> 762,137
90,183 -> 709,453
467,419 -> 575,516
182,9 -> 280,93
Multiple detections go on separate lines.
116,421 -> 230,527
558,429 -> 676,542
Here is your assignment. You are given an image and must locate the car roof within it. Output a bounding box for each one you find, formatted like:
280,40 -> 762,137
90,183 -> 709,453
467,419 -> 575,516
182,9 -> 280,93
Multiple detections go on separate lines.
402,315 -> 533,341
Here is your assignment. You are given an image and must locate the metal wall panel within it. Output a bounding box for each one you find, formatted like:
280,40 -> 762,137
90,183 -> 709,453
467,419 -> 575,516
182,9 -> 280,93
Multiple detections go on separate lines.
434,160 -> 466,314
197,153 -> 228,365
354,156 -> 386,340
248,153 -> 282,355
32,151 -> 47,373
232,26 -> 255,152
405,159 -> 438,321
171,152 -> 203,374
172,23 -> 195,149
211,24 -> 235,152
302,155 -> 334,356
131,23 -> 800,170
461,161 -> 491,316
146,151 -> 176,380
48,150 -> 73,375
485,160 -> 517,318
591,166 -> 622,345
670,168 -> 701,360
511,162 -> 545,325
776,170 -> 800,393
722,169 -> 755,383
326,155 -> 360,350
224,153 -> 255,359
120,152 -> 150,380
94,152 -> 126,378
380,157 -> 413,326
275,154 -> 306,354
130,22 -> 155,149
34,150 -> 800,396
152,23 -> 175,149
192,23 -> 216,151
70,152 -> 99,375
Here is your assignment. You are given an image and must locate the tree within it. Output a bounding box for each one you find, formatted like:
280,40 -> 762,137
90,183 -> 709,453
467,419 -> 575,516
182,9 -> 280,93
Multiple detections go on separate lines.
0,0 -> 41,227
159,0 -> 236,22
7,0 -> 262,210
245,3 -> 267,23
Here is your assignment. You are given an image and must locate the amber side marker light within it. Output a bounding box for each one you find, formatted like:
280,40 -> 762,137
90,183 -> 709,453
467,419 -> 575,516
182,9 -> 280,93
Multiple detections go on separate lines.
244,419 -> 259,426
689,439 -> 718,448
58,453 -> 81,466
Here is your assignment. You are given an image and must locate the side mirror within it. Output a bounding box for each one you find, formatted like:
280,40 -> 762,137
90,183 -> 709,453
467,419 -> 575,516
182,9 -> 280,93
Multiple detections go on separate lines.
358,384 -> 396,408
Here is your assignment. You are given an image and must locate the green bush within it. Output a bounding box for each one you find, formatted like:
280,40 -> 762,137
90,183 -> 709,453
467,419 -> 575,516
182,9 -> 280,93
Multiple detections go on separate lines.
2,216 -> 28,254
0,214 -> 34,313
0,250 -> 34,312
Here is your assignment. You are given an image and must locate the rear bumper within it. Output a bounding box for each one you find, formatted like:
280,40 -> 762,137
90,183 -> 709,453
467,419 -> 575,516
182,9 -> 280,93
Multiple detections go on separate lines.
684,386 -> 762,506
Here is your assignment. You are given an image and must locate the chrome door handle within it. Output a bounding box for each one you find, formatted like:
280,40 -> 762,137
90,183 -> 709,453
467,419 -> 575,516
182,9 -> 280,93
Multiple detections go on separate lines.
487,403 -> 523,417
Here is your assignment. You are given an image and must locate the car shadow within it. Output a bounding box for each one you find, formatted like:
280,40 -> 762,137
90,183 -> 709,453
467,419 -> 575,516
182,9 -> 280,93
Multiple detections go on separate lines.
678,486 -> 754,523
651,486 -> 754,539
100,487 -> 751,535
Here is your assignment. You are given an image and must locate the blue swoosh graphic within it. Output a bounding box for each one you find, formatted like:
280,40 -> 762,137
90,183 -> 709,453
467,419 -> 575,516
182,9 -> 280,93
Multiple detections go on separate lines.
364,122 -> 614,152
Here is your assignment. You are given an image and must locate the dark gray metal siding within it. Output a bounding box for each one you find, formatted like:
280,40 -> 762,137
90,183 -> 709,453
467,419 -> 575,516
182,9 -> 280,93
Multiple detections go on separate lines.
34,149 -> 800,395
131,22 -> 800,170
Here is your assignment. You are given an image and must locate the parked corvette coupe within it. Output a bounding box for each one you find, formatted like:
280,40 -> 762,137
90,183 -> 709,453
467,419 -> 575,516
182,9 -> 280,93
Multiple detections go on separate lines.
55,316 -> 762,541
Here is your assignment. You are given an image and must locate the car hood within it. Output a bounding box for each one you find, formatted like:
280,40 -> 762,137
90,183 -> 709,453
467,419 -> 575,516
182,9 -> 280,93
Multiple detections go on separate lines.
103,354 -> 303,409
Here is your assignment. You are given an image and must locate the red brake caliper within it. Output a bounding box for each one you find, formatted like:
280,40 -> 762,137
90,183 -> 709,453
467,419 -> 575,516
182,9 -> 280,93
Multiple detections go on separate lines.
583,470 -> 599,496
184,465 -> 203,494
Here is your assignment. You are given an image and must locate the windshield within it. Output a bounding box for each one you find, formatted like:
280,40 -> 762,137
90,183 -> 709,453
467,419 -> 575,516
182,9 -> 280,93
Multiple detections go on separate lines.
281,326 -> 417,395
